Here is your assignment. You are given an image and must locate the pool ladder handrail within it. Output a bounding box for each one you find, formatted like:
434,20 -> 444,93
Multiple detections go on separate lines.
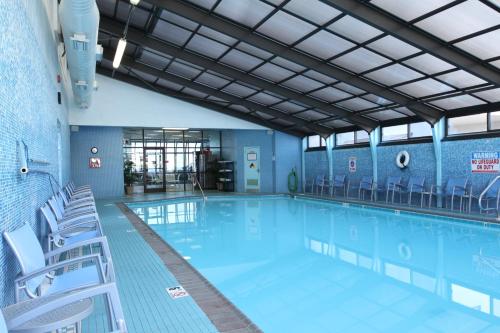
477,175 -> 500,220
192,173 -> 207,202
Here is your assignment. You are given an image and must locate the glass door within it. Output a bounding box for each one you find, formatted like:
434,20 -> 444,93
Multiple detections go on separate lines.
144,148 -> 165,192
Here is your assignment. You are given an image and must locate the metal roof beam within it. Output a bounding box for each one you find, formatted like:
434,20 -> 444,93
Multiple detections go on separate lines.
141,0 -> 442,124
325,0 -> 500,85
101,48 -> 332,137
99,17 -> 376,132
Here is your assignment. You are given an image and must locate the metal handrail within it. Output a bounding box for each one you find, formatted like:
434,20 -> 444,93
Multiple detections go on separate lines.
191,173 -> 206,202
478,176 -> 500,219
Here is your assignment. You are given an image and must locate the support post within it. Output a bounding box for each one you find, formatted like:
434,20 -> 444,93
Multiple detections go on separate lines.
369,127 -> 380,201
432,118 -> 445,208
301,137 -> 307,193
326,135 -> 335,187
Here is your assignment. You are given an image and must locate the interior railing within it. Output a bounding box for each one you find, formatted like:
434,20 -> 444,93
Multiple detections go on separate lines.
191,173 -> 207,202
478,175 -> 500,219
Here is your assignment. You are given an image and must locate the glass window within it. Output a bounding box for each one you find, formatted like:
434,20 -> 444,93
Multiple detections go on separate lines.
491,111 -> 500,130
356,130 -> 369,143
448,114 -> 488,135
336,132 -> 355,146
382,124 -> 408,141
409,122 -> 432,138
308,135 -> 325,148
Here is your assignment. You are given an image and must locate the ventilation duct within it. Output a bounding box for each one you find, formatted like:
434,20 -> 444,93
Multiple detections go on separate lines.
59,0 -> 100,108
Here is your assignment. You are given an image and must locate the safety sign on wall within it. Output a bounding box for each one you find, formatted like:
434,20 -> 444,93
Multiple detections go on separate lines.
349,157 -> 357,173
471,152 -> 499,173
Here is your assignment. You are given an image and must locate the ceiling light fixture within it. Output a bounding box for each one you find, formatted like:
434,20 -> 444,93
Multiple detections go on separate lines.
130,0 -> 141,5
162,127 -> 189,130
112,38 -> 127,69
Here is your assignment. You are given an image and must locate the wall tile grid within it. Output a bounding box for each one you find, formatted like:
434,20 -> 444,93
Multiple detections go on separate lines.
333,147 -> 373,186
0,2 -> 70,306
70,126 -> 124,199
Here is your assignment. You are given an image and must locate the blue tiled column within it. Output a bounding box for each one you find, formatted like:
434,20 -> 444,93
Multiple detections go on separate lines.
326,135 -> 335,184
369,127 -> 381,200
432,118 -> 445,208
301,137 -> 307,192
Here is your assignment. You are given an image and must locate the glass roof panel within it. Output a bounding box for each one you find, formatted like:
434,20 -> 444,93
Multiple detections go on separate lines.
185,35 -> 230,59
334,82 -> 366,95
194,72 -> 231,89
219,49 -> 264,71
491,60 -> 500,69
309,87 -> 352,102
367,36 -> 421,60
222,82 -> 257,98
371,0 -> 454,22
157,78 -> 183,91
403,54 -> 455,74
138,50 -> 171,70
254,111 -> 275,120
328,15 -> 383,43
116,2 -> 149,28
252,62 -> 295,82
133,70 -> 157,83
236,42 -> 273,59
455,29 -> 500,60
228,104 -> 250,113
367,110 -> 407,121
283,0 -> 341,25
336,97 -> 378,111
395,78 -> 455,98
152,20 -> 192,46
257,10 -> 316,45
365,64 -> 424,86
272,57 -> 306,72
296,30 -> 355,59
185,0 -> 218,10
160,11 -> 199,31
248,92 -> 283,105
436,70 -> 487,88
304,70 -> 337,84
214,0 -> 274,28
415,1 -> 500,42
430,94 -> 486,109
472,88 -> 500,102
322,119 -> 352,128
273,101 -> 307,113
98,0 -> 116,16
393,107 -> 415,116
167,61 -> 202,79
198,26 -> 238,46
182,87 -> 208,99
282,75 -> 325,92
272,118 -> 296,127
363,94 -> 392,105
297,110 -> 329,121
331,48 -> 391,73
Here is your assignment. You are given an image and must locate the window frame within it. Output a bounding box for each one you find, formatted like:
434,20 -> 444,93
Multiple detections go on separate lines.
306,135 -> 326,151
380,121 -> 433,145
445,111 -> 500,140
334,130 -> 370,148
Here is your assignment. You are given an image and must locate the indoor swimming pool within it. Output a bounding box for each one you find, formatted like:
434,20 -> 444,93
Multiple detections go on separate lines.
128,196 -> 500,333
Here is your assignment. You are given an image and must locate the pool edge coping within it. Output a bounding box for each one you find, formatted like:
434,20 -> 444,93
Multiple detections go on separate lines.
115,202 -> 263,333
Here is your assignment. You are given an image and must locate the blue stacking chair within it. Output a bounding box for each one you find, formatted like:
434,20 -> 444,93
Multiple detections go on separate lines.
469,178 -> 500,215
430,177 -> 469,211
332,175 -> 347,197
349,176 -> 374,200
376,176 -> 402,203
395,176 -> 426,207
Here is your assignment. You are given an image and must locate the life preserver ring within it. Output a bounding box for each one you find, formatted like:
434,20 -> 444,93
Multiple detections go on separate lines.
288,168 -> 298,193
398,242 -> 412,260
396,150 -> 410,169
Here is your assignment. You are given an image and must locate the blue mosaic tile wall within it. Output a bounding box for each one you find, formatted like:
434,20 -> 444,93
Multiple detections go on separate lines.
333,147 -> 373,186
377,142 -> 436,189
304,150 -> 328,182
442,137 -> 500,195
0,2 -> 70,306
71,126 -> 124,199
275,132 -> 302,193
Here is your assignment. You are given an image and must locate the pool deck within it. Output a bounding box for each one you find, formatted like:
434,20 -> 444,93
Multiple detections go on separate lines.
84,190 -> 498,332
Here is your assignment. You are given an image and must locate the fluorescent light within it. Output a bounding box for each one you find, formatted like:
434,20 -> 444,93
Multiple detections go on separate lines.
130,0 -> 140,5
162,127 -> 189,130
113,38 -> 127,69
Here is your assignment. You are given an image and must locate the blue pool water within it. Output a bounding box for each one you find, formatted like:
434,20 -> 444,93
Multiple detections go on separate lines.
128,196 -> 500,333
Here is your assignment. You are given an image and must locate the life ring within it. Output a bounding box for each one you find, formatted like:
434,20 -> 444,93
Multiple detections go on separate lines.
398,242 -> 412,261
288,168 -> 298,193
396,150 -> 410,169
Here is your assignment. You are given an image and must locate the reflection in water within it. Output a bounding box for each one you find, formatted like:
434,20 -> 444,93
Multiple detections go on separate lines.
130,197 -> 500,333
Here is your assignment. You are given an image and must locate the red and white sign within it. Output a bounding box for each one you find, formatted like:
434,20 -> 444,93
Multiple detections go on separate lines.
349,157 -> 357,173
471,152 -> 499,173
166,286 -> 189,299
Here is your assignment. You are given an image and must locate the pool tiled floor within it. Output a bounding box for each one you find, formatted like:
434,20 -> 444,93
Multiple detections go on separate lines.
83,193 -> 218,333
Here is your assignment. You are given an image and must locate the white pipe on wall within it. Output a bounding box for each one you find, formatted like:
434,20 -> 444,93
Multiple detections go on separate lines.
59,0 -> 99,108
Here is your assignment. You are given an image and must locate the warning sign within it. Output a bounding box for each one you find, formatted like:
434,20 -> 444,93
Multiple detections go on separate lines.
166,286 -> 189,299
471,152 -> 499,173
349,157 -> 357,173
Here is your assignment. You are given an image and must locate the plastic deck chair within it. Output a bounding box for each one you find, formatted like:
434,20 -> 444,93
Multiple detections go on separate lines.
57,190 -> 96,216
59,189 -> 95,210
395,176 -> 426,207
314,175 -> 326,195
430,177 -> 469,211
349,176 -> 374,201
332,175 -> 347,197
48,196 -> 102,235
469,179 -> 500,215
376,176 -> 402,203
